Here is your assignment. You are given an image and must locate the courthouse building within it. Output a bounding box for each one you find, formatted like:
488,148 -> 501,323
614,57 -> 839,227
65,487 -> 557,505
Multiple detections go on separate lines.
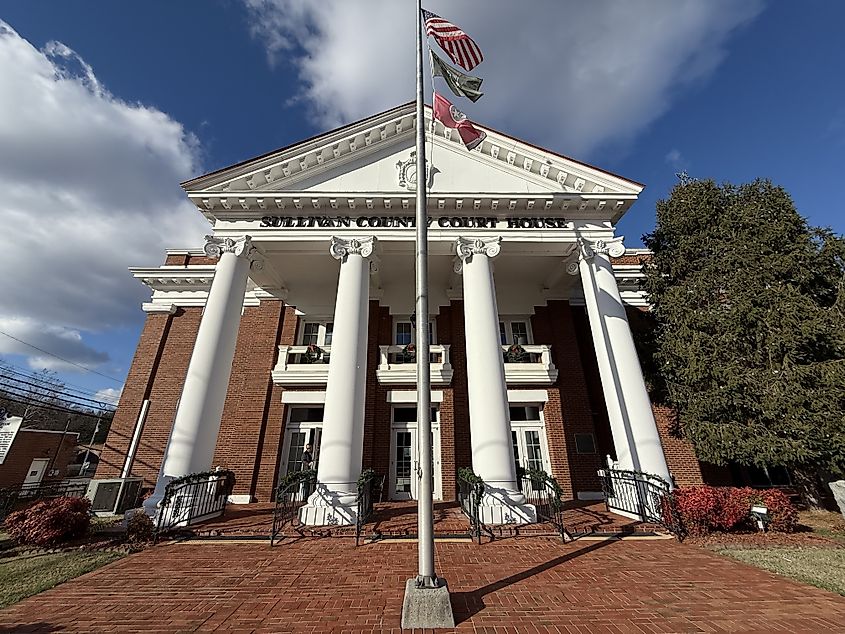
97,103 -> 704,524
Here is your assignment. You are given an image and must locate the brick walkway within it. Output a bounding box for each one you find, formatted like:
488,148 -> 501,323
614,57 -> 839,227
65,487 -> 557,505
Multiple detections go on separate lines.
2,537 -> 845,633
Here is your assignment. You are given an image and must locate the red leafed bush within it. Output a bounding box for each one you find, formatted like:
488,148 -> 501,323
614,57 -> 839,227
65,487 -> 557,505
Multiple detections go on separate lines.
672,486 -> 722,535
671,485 -> 797,535
3,496 -> 92,546
755,488 -> 798,533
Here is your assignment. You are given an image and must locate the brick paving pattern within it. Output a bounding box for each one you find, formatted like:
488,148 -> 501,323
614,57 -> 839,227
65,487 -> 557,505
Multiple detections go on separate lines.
3,536 -> 844,633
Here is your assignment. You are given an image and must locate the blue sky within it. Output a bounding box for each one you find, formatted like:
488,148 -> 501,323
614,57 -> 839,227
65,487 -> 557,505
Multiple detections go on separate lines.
0,1 -> 843,404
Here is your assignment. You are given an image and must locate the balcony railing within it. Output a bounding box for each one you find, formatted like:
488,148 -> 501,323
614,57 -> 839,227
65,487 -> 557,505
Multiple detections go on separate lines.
502,344 -> 558,385
376,344 -> 453,385
272,342 -> 556,385
272,345 -> 332,385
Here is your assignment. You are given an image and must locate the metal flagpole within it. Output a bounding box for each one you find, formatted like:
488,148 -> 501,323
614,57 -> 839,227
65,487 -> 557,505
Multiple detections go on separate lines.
414,0 -> 436,588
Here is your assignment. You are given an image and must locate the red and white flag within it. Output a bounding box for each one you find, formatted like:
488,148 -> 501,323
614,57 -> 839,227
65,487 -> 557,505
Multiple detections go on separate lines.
433,92 -> 486,151
422,9 -> 483,71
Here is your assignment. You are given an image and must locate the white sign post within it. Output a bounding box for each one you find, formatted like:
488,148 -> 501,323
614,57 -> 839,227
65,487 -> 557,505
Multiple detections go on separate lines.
0,416 -> 23,465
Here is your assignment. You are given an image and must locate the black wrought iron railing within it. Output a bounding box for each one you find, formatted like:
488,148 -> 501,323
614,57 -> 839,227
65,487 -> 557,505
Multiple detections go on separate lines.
0,480 -> 89,521
270,469 -> 316,545
519,470 -> 570,542
355,469 -> 381,546
598,468 -> 682,536
457,467 -> 486,544
153,469 -> 236,542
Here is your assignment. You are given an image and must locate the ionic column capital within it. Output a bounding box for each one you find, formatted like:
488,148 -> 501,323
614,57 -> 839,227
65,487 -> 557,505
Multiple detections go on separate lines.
453,236 -> 502,273
579,237 -> 626,260
567,237 -> 625,275
330,236 -> 377,261
203,234 -> 256,259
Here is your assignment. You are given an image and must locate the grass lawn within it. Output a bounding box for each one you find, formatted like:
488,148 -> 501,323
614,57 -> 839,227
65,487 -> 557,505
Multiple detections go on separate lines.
716,546 -> 845,596
0,549 -> 124,609
709,510 -> 845,597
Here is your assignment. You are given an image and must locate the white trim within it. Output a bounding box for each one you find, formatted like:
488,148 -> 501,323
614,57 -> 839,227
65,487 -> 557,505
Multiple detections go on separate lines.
281,391 -> 327,404
386,390 -> 444,404
506,389 -> 549,403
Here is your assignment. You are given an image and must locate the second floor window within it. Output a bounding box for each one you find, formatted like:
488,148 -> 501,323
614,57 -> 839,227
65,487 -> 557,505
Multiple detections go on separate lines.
500,319 -> 531,345
300,321 -> 333,346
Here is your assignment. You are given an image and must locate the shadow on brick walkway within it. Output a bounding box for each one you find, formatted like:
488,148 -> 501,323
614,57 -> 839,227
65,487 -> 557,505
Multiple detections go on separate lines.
2,537 -> 844,632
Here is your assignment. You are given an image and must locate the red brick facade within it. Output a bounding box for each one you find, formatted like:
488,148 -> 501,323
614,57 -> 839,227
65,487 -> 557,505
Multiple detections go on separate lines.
99,260 -> 704,501
0,430 -> 79,488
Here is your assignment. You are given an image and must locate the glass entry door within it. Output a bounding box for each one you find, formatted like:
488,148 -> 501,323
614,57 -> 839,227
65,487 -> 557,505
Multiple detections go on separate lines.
389,406 -> 441,501
509,406 -> 552,485
280,407 -> 323,477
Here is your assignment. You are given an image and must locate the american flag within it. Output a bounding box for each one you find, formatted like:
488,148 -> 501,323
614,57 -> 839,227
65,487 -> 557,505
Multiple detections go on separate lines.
422,9 -> 483,72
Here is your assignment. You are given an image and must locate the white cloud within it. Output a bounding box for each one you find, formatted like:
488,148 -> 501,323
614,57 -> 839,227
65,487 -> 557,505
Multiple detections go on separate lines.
665,148 -> 687,171
94,387 -> 122,406
0,317 -> 108,372
0,21 -> 209,370
242,0 -> 763,157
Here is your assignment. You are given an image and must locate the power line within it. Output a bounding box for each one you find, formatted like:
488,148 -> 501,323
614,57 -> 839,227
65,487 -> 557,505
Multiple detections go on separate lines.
0,363 -> 120,403
0,393 -> 113,419
0,329 -> 122,383
0,375 -> 116,410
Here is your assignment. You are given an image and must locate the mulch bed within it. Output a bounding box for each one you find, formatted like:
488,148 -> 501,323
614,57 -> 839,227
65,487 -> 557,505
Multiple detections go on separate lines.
687,529 -> 843,548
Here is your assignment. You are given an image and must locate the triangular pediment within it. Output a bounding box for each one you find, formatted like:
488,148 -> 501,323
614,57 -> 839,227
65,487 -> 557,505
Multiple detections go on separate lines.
183,103 -> 643,219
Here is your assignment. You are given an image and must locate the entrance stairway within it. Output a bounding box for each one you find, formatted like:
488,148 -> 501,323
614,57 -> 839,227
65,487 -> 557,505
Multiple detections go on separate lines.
182,500 -> 662,542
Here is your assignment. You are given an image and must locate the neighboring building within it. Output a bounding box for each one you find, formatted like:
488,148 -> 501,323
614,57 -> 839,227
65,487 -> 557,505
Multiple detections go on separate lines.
97,103 -> 704,523
0,417 -> 79,489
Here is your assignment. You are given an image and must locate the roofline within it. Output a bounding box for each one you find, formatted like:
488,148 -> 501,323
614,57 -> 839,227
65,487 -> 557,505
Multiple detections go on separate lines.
181,102 -> 415,189
181,101 -> 643,192
472,120 -> 645,190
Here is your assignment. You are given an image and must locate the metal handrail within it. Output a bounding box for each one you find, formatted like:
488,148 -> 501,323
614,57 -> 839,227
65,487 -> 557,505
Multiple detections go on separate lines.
153,469 -> 235,542
518,470 -> 570,542
355,470 -> 381,546
270,469 -> 316,546
457,469 -> 486,544
598,468 -> 683,537
0,480 -> 89,521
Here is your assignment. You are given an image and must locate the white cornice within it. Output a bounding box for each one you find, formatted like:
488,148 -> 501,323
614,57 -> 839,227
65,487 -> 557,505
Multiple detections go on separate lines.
183,104 -> 643,225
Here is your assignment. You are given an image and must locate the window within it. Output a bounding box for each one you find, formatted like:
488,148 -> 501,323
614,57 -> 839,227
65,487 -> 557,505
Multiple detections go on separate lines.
574,433 -> 596,454
396,322 -> 412,346
299,321 -> 333,346
393,406 -> 437,422
509,406 -> 541,422
394,319 -> 436,345
499,319 -> 532,345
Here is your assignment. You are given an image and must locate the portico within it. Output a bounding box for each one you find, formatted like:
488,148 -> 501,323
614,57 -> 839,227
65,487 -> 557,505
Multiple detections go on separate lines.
100,102 -> 687,530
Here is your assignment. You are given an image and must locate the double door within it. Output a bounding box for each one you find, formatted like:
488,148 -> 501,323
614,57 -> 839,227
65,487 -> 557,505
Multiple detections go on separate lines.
281,424 -> 322,477
389,406 -> 441,501
511,424 -> 552,478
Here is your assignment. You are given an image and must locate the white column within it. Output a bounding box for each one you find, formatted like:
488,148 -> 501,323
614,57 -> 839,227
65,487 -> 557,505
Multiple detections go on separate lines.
300,236 -> 376,526
455,237 -> 536,524
569,237 -> 671,484
144,235 -> 259,514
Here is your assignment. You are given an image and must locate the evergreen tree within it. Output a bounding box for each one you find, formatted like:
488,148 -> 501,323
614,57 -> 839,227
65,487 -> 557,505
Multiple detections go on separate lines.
643,177 -> 845,505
